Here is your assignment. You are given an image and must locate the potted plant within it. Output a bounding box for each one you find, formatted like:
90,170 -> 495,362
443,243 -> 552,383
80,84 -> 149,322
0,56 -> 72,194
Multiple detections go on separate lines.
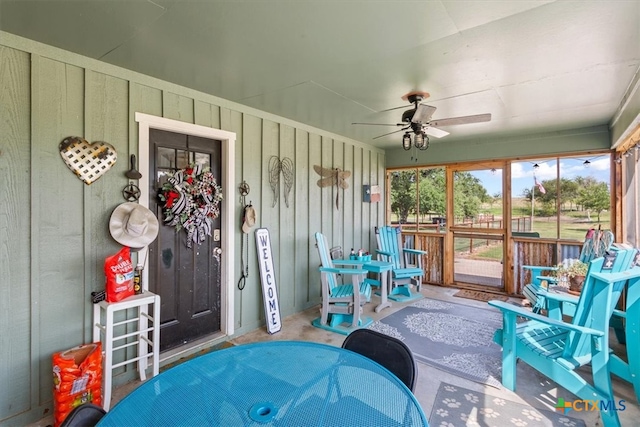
555,260 -> 589,294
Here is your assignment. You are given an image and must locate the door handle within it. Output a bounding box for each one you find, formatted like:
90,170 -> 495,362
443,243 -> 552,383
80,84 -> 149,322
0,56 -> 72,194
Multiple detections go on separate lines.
213,247 -> 222,256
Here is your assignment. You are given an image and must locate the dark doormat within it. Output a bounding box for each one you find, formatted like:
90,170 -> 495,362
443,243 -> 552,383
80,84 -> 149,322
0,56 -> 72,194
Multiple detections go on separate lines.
454,289 -> 508,302
161,341 -> 235,372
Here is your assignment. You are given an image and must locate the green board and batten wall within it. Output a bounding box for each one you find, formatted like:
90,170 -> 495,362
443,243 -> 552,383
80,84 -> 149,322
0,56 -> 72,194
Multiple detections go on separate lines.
0,32 -> 385,426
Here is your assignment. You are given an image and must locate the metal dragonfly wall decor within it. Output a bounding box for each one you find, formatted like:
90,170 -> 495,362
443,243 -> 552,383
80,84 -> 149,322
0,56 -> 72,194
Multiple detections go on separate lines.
314,165 -> 351,210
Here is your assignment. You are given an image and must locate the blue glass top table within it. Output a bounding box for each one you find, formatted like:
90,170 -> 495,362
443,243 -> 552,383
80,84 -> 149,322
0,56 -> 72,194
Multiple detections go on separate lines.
98,341 -> 428,426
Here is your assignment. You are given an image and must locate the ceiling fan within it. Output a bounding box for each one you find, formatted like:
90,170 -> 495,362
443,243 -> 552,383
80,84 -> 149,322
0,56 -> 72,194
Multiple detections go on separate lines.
352,91 -> 491,150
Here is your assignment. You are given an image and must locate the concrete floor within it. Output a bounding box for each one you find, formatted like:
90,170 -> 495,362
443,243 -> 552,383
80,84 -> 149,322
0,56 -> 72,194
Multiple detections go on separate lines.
31,284 -> 639,426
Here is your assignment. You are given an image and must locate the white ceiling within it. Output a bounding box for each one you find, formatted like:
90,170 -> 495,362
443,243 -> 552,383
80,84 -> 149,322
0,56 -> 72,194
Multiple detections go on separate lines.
1,0 -> 638,149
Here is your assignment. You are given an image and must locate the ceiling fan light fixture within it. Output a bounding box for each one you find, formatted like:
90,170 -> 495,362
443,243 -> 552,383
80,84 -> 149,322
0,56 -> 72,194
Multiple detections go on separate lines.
402,132 -> 412,150
414,132 -> 425,149
418,134 -> 430,151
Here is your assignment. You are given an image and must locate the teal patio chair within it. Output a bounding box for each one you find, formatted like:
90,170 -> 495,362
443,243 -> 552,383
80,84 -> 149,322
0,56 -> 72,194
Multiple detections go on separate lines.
311,232 -> 372,335
490,248 -> 640,427
522,229 -> 614,314
374,226 -> 426,302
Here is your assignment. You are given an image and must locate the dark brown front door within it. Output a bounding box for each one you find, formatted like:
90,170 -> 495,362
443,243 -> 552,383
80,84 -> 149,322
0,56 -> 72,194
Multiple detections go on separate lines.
148,128 -> 222,351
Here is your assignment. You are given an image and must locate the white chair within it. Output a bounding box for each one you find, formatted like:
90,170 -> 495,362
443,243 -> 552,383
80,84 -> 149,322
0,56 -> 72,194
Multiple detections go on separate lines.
92,291 -> 160,410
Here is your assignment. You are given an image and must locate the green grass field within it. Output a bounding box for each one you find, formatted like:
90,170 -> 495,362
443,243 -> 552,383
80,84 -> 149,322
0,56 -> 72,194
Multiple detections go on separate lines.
391,195 -> 611,262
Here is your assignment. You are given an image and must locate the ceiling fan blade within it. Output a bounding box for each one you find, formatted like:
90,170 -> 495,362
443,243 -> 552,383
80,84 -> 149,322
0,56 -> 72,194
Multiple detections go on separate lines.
377,104 -> 413,113
352,122 -> 405,126
423,126 -> 450,138
373,126 -> 409,140
411,104 -> 437,124
429,113 -> 492,127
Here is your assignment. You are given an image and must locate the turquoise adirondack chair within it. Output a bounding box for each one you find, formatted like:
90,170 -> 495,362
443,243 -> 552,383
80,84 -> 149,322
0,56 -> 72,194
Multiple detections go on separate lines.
375,226 -> 426,302
609,254 -> 640,402
311,232 -> 373,335
489,248 -> 640,427
522,229 -> 614,314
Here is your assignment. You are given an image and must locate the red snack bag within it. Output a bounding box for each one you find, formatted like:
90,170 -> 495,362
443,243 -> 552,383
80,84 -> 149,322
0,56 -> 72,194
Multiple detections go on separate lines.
104,246 -> 135,302
52,342 -> 102,427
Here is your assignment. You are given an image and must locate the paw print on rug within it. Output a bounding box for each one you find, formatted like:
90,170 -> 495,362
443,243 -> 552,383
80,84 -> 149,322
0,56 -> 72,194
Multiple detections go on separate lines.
492,397 -> 507,406
442,398 -> 461,408
558,417 -> 578,426
509,417 -> 528,426
443,384 -> 457,393
464,392 -> 479,403
521,408 -> 542,421
435,408 -> 449,417
438,422 -> 456,427
460,413 -> 480,426
479,407 -> 500,418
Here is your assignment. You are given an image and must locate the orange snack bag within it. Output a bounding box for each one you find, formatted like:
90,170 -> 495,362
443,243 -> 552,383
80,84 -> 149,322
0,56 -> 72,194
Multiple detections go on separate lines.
52,342 -> 102,427
105,246 -> 135,302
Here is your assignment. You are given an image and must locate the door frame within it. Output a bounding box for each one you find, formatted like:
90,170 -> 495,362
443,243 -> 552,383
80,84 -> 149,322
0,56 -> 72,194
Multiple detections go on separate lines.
135,112 -> 236,337
444,161 -> 510,290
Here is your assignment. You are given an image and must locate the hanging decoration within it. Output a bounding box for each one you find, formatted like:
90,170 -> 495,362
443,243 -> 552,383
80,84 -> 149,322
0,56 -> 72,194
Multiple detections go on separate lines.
59,136 -> 117,185
268,157 -> 281,207
281,157 -> 294,207
159,163 -> 223,248
122,183 -> 141,201
314,165 -> 351,210
238,180 -> 251,291
267,156 -> 294,207
122,154 -> 142,201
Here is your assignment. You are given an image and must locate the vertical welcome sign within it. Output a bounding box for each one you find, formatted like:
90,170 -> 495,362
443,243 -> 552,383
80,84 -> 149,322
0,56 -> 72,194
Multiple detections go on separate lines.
255,228 -> 282,334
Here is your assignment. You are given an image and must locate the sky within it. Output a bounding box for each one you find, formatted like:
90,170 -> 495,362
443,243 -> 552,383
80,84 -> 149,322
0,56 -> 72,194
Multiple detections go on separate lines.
471,156 -> 611,197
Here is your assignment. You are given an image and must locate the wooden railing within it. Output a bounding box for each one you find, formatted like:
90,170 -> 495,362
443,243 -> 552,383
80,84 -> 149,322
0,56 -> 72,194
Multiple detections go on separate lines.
398,230 -> 582,294
512,238 -> 582,294
400,232 -> 445,285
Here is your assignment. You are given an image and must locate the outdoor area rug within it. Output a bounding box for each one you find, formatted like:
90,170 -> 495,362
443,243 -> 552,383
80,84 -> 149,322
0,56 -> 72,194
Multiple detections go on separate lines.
369,298 -> 504,387
454,289 -> 508,303
429,382 -> 586,427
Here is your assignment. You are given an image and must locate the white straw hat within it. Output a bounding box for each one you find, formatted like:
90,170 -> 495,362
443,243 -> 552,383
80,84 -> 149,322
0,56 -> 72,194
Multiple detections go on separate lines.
242,205 -> 256,233
109,202 -> 159,249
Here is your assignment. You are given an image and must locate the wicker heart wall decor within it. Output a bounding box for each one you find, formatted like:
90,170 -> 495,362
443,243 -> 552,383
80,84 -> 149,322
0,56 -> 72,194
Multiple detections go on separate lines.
59,136 -> 117,185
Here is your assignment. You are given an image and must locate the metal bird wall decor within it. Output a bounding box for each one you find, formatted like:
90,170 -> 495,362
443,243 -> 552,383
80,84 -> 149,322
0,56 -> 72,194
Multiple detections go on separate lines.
314,165 -> 351,210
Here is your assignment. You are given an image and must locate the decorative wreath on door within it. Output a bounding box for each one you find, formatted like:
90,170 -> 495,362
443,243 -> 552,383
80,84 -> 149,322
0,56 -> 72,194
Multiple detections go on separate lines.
159,163 -> 223,248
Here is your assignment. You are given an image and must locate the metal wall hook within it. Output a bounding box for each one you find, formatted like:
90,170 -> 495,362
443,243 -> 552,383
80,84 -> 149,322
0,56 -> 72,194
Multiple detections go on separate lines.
239,181 -> 250,195
125,154 -> 142,180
